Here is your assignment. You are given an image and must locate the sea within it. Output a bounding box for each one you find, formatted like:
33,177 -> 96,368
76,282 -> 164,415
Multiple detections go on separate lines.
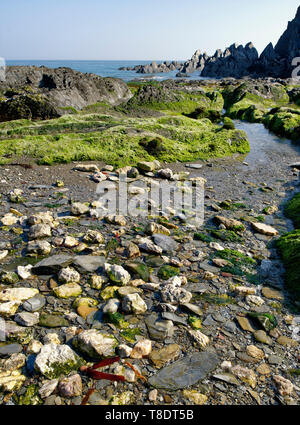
6,60 -> 205,82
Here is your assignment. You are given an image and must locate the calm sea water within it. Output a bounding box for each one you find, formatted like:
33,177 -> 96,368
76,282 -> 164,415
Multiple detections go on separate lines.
6,60 -> 205,82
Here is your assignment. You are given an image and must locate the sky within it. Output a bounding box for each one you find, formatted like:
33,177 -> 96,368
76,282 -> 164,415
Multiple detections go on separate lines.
0,0 -> 299,61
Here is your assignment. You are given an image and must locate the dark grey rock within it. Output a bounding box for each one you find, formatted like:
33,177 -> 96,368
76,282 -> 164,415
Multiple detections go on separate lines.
32,255 -> 73,274
72,255 -> 105,272
152,234 -> 178,253
23,294 -> 46,312
148,349 -> 220,390
0,343 -> 23,357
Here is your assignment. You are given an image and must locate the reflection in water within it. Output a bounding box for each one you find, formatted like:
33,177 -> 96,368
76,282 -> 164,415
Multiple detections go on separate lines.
234,120 -> 300,168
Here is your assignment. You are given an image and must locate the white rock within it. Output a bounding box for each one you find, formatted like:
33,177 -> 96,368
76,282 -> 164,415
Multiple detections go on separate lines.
117,344 -> 133,358
130,339 -> 152,359
39,379 -> 59,398
122,293 -> 147,314
1,214 -> 19,226
43,333 -> 61,345
0,287 -> 39,303
27,340 -> 43,354
209,242 -> 224,251
0,301 -> 21,317
17,265 -> 33,280
58,267 -> 80,283
29,224 -> 52,239
35,344 -> 80,378
188,330 -> 210,349
252,222 -> 278,236
0,250 -> 8,260
73,329 -> 118,358
71,202 -> 90,216
103,298 -> 120,314
104,263 -> 131,285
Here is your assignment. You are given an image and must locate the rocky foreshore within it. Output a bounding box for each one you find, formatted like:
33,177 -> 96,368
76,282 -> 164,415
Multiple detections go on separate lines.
0,152 -> 299,406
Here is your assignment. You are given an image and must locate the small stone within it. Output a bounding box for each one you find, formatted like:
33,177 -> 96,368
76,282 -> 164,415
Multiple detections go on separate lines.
130,339 -> 152,359
23,294 -> 46,312
58,374 -> 82,397
117,344 -> 132,358
161,285 -> 192,305
215,216 -> 245,231
90,275 -> 106,289
29,224 -> 52,239
72,329 -> 118,358
261,287 -> 284,300
256,363 -> 271,375
234,286 -> 256,296
252,222 -> 278,236
246,295 -> 264,306
188,330 -> 209,349
105,215 -> 127,226
122,293 -> 147,314
0,288 -> 39,303
43,333 -> 61,345
246,345 -> 264,360
254,330 -> 272,345
148,389 -> 158,402
58,267 -> 80,284
276,336 -> 298,347
39,379 -> 59,398
83,229 -> 104,244
14,312 -> 39,327
64,236 -> 79,248
149,344 -> 181,369
77,305 -> 98,320
71,202 -> 89,215
104,263 -> 131,285
27,340 -> 43,354
182,390 -> 207,405
236,316 -> 255,333
231,365 -> 257,388
53,282 -> 82,299
103,298 -> 120,314
273,375 -> 294,396
34,344 -> 82,379
0,301 -> 21,317
27,240 -> 52,255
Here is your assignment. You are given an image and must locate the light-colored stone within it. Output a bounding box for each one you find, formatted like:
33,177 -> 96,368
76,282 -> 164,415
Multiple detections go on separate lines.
71,202 -> 90,215
104,263 -> 131,285
252,222 -> 278,236
0,287 -> 39,303
39,379 -> 59,398
58,374 -> 82,397
273,375 -> 294,396
29,224 -> 52,239
0,300 -> 21,317
34,344 -> 81,379
231,365 -> 257,388
130,339 -> 152,359
122,293 -> 147,314
234,286 -> 256,296
73,329 -> 118,358
182,390 -> 208,405
188,330 -> 209,349
246,345 -> 264,360
58,267 -> 80,283
53,282 -> 82,299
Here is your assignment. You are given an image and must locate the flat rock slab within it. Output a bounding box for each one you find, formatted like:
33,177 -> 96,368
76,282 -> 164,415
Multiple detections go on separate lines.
72,256 -> 105,272
148,349 -> 219,390
153,234 -> 178,253
32,255 -> 73,274
185,164 -> 203,169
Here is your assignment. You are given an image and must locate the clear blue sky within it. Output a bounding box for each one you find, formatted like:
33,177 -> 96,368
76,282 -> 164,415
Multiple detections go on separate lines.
1,0 -> 299,60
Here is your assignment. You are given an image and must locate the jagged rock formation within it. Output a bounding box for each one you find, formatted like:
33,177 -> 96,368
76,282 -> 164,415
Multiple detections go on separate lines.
121,6 -> 300,79
200,43 -> 258,78
120,61 -> 182,74
0,66 -> 133,121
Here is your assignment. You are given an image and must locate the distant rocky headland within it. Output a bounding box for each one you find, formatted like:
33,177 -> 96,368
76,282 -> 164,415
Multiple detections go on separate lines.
120,6 -> 300,79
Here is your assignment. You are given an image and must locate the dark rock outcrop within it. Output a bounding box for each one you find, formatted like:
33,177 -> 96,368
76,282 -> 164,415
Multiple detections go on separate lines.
120,6 -> 300,79
0,66 -> 133,122
201,42 -> 259,78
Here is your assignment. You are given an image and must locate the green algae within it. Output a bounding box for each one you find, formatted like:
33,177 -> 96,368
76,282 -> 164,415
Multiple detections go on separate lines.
120,328 -> 141,343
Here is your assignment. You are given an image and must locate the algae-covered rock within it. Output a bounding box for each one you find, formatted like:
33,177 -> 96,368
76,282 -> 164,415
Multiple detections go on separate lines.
72,329 -> 118,359
34,344 -> 82,379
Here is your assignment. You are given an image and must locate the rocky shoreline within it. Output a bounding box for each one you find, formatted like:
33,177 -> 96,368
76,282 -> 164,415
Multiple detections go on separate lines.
0,142 -> 299,405
120,6 -> 300,79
